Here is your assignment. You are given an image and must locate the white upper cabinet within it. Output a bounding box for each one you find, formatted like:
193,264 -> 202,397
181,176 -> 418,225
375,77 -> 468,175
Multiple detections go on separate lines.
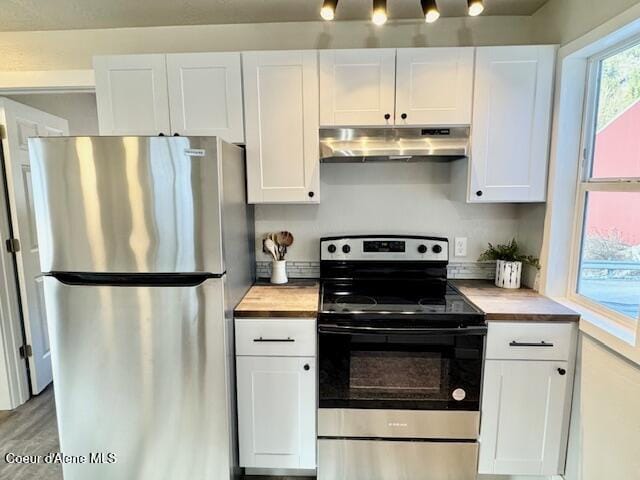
166,52 -> 244,142
395,47 -> 474,126
320,49 -> 396,127
94,54 -> 171,136
469,45 -> 556,203
243,50 -> 320,204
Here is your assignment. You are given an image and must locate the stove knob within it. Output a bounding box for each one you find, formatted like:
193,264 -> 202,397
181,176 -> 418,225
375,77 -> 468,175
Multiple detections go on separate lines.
327,244 -> 337,253
417,245 -> 427,254
342,244 -> 351,254
432,244 -> 443,254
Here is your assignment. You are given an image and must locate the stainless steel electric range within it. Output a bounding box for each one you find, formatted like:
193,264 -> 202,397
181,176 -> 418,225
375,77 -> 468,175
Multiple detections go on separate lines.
317,235 -> 486,480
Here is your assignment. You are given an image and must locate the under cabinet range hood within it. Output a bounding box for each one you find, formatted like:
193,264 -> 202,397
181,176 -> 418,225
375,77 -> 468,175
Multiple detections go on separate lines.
319,126 -> 470,163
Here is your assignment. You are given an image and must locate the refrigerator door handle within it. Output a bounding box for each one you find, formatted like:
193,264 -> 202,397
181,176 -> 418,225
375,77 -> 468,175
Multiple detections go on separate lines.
49,272 -> 223,287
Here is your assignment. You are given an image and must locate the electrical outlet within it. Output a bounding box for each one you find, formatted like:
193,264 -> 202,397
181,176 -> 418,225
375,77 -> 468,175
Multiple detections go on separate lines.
454,237 -> 467,257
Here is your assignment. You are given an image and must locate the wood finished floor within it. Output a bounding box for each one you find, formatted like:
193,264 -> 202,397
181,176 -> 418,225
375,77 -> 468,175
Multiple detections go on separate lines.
0,386 -> 314,480
0,385 -> 62,480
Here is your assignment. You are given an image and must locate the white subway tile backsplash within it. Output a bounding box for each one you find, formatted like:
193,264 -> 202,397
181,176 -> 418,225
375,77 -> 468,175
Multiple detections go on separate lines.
256,261 -> 495,280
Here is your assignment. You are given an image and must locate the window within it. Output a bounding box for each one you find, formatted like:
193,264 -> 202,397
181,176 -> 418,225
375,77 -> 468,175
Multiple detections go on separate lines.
573,39 -> 640,326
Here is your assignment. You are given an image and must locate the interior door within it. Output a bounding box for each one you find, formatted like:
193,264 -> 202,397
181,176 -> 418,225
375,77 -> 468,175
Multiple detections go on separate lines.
319,49 -> 396,126
0,97 -> 69,394
166,52 -> 245,142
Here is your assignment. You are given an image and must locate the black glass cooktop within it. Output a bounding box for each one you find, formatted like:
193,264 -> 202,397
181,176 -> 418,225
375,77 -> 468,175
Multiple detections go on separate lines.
320,281 -> 484,326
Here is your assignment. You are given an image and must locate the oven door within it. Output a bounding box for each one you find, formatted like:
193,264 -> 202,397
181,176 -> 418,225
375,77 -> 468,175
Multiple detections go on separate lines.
318,324 -> 486,411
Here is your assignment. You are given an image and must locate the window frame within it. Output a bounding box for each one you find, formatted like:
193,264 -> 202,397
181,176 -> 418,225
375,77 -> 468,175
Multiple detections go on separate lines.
568,36 -> 640,330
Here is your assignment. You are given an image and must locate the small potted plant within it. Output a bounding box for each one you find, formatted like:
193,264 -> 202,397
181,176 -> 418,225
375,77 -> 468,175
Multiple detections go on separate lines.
262,231 -> 294,284
478,239 -> 540,289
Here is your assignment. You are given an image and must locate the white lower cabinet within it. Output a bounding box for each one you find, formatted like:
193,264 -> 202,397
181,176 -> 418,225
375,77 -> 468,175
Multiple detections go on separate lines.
237,356 -> 316,469
235,318 -> 317,470
479,322 -> 577,476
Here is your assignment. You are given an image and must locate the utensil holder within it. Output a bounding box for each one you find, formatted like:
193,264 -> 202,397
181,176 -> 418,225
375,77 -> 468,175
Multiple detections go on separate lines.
271,260 -> 288,284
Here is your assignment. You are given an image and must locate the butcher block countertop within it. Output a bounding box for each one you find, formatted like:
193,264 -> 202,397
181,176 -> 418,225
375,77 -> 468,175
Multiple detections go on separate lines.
451,280 -> 580,322
234,280 -> 320,318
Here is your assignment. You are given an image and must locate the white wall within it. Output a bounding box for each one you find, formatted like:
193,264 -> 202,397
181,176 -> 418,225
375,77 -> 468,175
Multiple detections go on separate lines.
255,162 -> 542,262
0,17 -> 536,71
532,0 -> 640,45
573,336 -> 640,480
4,93 -> 99,135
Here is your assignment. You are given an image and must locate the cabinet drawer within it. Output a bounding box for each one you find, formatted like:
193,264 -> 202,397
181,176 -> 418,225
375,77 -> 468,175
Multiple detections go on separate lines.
235,318 -> 316,356
486,322 -> 575,361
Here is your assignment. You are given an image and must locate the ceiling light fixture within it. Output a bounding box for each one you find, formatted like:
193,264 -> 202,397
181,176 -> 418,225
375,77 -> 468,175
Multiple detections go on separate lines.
467,0 -> 484,16
372,0 -> 388,26
321,0 -> 338,21
421,0 -> 440,23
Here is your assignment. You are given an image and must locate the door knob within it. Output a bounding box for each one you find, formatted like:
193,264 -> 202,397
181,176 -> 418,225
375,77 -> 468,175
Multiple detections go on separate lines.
401,113 -> 407,120
476,190 -> 483,197
557,368 -> 566,375
384,113 -> 391,120
304,364 -> 310,371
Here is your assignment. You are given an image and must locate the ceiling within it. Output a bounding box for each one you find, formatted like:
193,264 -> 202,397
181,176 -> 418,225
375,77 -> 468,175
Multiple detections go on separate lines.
0,0 -> 550,32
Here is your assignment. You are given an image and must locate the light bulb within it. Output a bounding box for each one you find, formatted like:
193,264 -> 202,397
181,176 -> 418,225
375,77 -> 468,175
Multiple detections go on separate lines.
468,0 -> 484,16
372,9 -> 387,25
425,10 -> 440,22
321,6 -> 335,20
421,0 -> 440,23
320,0 -> 338,21
372,0 -> 387,26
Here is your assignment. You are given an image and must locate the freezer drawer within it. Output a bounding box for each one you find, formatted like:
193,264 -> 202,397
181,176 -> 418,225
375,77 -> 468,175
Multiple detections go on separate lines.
29,136 -> 225,273
43,276 -> 234,480
318,439 -> 478,480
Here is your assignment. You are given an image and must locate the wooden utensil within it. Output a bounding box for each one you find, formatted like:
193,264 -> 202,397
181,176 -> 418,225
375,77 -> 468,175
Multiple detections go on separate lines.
276,231 -> 294,258
263,238 -> 279,261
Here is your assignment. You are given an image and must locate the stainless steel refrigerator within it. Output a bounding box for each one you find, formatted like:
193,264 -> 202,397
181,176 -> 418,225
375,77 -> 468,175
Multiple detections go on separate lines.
28,136 -> 255,480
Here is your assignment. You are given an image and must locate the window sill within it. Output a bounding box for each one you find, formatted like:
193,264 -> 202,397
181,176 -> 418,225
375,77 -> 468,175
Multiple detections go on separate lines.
553,297 -> 640,366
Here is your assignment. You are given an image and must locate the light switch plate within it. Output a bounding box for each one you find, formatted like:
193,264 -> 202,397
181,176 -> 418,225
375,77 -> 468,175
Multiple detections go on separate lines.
454,237 -> 467,257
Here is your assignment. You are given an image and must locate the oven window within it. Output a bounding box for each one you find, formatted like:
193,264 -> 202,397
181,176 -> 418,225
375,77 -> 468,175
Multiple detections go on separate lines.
350,351 -> 445,394
319,331 -> 483,410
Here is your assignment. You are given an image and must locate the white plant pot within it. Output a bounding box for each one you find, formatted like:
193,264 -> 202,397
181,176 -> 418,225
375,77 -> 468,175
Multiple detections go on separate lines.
495,260 -> 522,289
270,260 -> 288,284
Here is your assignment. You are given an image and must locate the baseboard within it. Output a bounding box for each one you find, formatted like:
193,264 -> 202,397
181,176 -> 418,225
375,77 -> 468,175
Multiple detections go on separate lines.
244,467 -> 316,476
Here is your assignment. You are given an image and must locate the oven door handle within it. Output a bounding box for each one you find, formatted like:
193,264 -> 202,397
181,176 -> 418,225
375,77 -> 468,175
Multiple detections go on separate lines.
318,324 -> 487,336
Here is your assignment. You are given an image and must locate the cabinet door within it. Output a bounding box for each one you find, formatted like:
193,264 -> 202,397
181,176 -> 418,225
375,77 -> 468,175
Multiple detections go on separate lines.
94,54 -> 171,135
320,49 -> 396,126
243,51 -> 320,203
166,52 -> 244,142
479,360 -> 570,476
469,46 -> 555,202
395,47 -> 474,126
237,356 -> 316,469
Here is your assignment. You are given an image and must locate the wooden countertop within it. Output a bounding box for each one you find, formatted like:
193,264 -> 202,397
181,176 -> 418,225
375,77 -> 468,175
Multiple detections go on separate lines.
234,280 -> 320,318
451,280 -> 580,322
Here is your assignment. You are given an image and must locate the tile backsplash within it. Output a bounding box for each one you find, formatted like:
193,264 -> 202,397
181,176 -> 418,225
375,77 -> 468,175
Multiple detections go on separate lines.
256,261 -> 496,280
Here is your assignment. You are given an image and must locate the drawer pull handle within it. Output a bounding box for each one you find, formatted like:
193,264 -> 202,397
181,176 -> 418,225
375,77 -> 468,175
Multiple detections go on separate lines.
509,341 -> 554,347
253,337 -> 295,343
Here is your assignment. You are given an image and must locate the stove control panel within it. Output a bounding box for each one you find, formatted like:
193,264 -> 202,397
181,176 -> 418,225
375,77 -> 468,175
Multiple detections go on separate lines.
321,236 -> 448,262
